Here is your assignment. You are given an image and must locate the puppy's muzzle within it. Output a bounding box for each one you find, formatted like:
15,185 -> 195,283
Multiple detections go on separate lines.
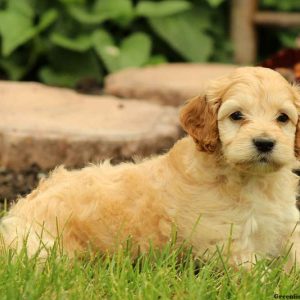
253,138 -> 276,153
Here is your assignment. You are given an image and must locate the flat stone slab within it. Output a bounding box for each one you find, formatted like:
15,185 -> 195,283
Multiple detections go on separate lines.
0,81 -> 181,171
104,63 -> 238,106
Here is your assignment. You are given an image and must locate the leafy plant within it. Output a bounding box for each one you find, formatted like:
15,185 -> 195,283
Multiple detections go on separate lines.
149,8 -> 213,62
0,0 -> 232,88
93,30 -> 152,72
0,0 -> 298,88
259,0 -> 300,60
261,0 -> 300,11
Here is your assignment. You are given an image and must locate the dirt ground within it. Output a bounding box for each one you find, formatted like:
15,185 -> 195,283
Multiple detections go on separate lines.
0,156 -> 136,209
0,166 -> 46,208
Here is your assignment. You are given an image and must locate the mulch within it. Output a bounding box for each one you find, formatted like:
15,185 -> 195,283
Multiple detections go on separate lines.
0,165 -> 46,209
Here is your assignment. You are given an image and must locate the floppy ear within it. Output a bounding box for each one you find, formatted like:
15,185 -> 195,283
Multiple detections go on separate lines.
292,85 -> 300,159
180,95 -> 220,153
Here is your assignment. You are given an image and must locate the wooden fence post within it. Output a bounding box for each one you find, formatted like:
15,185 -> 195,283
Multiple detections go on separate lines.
231,0 -> 258,65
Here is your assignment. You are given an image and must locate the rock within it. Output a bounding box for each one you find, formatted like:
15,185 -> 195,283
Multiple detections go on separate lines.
104,63 -> 238,106
0,81 -> 181,171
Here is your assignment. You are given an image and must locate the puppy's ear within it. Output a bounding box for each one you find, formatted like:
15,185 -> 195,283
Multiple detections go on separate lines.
295,122 -> 300,158
180,95 -> 219,153
292,84 -> 300,159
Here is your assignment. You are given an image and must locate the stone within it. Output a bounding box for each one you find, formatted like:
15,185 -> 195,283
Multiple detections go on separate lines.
104,63 -> 238,106
0,81 -> 181,171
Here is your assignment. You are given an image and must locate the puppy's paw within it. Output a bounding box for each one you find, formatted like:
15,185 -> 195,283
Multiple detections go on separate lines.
230,253 -> 257,270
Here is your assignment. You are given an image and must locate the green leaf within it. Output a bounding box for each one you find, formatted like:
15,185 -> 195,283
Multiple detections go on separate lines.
93,30 -> 152,72
149,10 -> 213,62
0,8 -> 58,56
136,1 -> 192,17
94,0 -> 133,21
68,0 -> 133,26
205,0 -> 225,7
59,0 -> 86,4
37,9 -> 59,31
67,5 -> 109,25
7,0 -> 34,18
278,32 -> 297,48
0,58 -> 27,80
0,11 -> 36,56
50,33 -> 92,52
39,67 -> 84,87
93,30 -> 120,72
278,1 -> 300,11
39,49 -> 102,87
0,38 -> 48,80
261,0 -> 300,10
146,54 -> 168,66
119,33 -> 152,68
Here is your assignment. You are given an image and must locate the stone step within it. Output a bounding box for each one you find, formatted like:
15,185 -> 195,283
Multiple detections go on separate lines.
0,81 -> 181,171
104,63 -> 238,106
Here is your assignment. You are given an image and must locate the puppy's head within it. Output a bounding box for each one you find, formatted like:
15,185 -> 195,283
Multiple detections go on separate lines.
180,67 -> 300,173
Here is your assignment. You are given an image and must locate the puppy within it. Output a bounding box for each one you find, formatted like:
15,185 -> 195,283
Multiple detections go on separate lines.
1,67 -> 300,269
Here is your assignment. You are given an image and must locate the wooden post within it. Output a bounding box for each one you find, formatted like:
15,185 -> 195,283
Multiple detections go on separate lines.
231,0 -> 258,65
254,12 -> 300,27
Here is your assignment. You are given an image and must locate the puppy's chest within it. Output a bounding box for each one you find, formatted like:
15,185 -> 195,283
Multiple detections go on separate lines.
230,188 -> 297,253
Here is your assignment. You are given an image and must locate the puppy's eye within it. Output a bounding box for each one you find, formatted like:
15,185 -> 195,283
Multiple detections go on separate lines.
277,113 -> 289,123
230,111 -> 244,121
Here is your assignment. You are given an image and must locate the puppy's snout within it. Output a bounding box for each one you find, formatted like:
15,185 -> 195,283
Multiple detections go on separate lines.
253,138 -> 276,153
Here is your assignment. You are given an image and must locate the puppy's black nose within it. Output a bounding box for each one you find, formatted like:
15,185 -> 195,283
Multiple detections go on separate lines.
253,138 -> 275,153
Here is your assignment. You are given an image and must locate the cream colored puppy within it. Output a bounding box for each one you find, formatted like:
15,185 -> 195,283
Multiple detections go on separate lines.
1,67 -> 300,268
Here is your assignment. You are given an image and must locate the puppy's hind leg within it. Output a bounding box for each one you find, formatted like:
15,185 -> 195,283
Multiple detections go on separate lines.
0,215 -> 55,258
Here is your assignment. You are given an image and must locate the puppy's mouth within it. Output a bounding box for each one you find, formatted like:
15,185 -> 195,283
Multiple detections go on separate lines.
238,153 -> 274,164
257,155 -> 270,164
234,154 -> 283,173
254,153 -> 280,166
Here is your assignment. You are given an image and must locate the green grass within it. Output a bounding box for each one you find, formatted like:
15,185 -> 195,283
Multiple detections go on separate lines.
0,238 -> 300,300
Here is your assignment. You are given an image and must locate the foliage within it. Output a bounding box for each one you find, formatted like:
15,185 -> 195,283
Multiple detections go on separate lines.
0,0 -> 230,88
260,0 -> 300,50
261,0 -> 300,11
0,0 -> 298,88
